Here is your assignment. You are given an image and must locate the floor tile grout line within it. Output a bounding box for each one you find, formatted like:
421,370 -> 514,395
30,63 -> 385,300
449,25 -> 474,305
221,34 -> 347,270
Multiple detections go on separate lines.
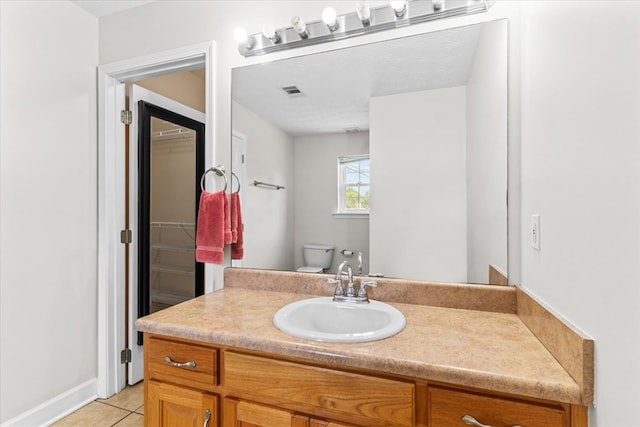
53,386 -> 144,425
109,411 -> 134,427
95,399 -> 141,413
111,411 -> 141,426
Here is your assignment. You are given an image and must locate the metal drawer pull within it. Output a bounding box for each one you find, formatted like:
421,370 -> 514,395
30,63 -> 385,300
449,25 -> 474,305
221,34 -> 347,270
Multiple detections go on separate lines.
203,409 -> 211,427
164,356 -> 196,369
462,414 -> 522,427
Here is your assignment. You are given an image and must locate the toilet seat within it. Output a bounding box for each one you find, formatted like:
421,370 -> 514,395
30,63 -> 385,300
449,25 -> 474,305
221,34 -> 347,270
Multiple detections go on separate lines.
296,266 -> 324,273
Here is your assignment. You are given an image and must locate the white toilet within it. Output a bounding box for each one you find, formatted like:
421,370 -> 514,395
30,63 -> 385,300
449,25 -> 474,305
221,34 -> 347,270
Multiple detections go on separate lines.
296,244 -> 334,273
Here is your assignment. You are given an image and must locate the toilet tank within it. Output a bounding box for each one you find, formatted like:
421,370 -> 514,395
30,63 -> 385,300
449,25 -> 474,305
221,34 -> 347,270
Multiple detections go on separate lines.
303,244 -> 334,268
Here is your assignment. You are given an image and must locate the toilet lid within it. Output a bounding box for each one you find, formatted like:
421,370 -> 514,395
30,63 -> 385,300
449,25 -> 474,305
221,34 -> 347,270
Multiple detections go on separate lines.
296,266 -> 324,273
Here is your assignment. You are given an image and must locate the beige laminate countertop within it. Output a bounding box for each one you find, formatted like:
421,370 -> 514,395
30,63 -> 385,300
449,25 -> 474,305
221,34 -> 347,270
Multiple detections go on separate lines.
135,286 -> 583,405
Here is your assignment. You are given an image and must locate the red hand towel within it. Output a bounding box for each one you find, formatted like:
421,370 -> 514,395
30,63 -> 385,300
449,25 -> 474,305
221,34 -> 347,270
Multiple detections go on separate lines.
230,193 -> 238,244
231,192 -> 244,260
223,193 -> 232,245
195,191 -> 226,264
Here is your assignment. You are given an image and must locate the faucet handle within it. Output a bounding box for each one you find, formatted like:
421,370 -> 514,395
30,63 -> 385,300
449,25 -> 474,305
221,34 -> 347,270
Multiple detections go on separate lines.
326,278 -> 344,296
358,280 -> 377,297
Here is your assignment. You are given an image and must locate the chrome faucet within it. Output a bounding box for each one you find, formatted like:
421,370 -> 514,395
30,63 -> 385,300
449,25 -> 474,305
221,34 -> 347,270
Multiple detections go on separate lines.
326,260 -> 376,303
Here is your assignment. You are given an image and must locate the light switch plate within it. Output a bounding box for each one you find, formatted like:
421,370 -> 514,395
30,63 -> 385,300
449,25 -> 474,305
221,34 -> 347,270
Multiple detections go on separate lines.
531,214 -> 540,250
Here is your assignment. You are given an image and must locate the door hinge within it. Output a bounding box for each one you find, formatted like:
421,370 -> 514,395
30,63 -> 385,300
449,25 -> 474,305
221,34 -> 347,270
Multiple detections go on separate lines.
120,348 -> 132,364
120,109 -> 132,125
120,229 -> 132,244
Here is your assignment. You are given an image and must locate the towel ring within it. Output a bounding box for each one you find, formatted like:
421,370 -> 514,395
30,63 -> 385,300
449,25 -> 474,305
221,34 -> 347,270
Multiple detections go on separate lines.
231,172 -> 241,193
200,165 -> 227,192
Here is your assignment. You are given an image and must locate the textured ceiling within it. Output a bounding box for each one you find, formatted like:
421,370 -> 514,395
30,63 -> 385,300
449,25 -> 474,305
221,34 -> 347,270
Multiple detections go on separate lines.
232,23 -> 484,136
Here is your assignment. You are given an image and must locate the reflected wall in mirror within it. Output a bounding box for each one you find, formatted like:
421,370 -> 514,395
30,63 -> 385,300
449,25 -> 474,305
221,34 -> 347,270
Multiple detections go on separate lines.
231,19 -> 508,285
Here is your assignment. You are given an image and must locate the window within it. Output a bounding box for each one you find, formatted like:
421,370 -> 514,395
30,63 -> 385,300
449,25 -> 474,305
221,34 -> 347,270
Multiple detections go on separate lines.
337,155 -> 370,214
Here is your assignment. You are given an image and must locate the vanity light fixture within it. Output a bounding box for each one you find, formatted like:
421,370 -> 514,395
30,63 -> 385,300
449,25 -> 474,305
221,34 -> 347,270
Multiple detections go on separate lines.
262,25 -> 281,44
355,1 -> 371,26
322,7 -> 339,32
234,27 -> 254,49
389,0 -> 408,18
235,0 -> 495,57
291,16 -> 309,39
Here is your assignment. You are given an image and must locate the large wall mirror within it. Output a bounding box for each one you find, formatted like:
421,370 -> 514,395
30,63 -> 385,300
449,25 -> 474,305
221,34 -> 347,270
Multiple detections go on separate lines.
231,19 -> 508,285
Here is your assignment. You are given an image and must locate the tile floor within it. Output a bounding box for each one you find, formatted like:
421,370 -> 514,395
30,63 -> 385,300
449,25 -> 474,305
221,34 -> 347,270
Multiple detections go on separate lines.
51,382 -> 144,427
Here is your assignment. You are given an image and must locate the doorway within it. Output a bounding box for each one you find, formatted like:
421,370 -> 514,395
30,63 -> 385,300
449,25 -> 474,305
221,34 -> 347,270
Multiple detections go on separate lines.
127,85 -> 206,384
97,41 -> 217,398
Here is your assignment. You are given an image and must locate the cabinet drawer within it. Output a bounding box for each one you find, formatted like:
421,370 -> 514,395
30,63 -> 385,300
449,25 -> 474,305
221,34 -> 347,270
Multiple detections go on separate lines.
224,351 -> 414,426
147,337 -> 218,389
427,385 -> 567,427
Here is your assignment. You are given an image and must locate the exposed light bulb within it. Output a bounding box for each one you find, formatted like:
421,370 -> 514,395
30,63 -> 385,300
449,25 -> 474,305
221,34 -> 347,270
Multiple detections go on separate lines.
322,7 -> 339,31
291,16 -> 309,39
234,27 -> 252,47
262,25 -> 280,43
389,0 -> 407,17
356,1 -> 371,26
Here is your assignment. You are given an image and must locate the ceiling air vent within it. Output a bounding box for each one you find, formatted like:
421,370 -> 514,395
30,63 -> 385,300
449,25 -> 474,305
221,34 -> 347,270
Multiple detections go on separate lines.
281,85 -> 305,97
343,127 -> 362,134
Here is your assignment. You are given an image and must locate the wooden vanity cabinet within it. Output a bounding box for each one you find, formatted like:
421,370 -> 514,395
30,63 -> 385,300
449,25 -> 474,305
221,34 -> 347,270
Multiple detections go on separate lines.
222,351 -> 414,426
144,334 -> 587,427
222,398 -> 308,427
309,420 -> 354,427
222,398 -> 356,427
147,380 -> 218,427
427,385 -> 569,427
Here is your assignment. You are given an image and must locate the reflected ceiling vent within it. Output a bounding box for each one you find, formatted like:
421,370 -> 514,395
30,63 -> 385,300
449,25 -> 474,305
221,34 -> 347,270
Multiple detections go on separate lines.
343,127 -> 362,134
281,85 -> 305,97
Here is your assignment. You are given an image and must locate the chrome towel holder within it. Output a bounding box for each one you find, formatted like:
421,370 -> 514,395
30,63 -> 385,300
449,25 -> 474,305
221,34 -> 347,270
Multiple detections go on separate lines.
231,172 -> 241,193
200,166 -> 242,193
253,180 -> 284,190
200,165 -> 227,192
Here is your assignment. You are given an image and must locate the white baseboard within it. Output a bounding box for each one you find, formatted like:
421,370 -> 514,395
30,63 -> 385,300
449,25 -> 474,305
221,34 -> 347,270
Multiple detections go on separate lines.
1,379 -> 97,427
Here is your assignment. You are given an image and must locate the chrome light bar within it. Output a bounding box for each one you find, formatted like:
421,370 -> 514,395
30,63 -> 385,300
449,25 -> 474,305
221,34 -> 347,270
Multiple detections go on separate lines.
237,0 -> 494,57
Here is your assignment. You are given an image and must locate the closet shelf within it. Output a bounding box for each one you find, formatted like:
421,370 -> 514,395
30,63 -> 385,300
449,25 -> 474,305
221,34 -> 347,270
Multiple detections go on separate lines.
152,243 -> 195,252
151,264 -> 195,276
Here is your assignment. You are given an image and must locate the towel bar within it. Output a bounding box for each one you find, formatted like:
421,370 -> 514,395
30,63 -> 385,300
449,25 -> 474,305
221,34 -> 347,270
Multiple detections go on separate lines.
253,180 -> 284,190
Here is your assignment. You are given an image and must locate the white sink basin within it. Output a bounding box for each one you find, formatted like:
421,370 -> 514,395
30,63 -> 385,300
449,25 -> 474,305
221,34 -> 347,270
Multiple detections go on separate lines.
273,297 -> 406,343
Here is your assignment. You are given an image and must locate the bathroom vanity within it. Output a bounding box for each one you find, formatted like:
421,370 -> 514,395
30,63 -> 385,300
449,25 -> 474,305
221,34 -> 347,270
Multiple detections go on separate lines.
136,269 -> 593,427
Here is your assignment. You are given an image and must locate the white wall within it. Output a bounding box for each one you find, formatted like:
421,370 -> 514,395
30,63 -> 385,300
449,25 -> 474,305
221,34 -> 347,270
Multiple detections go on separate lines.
0,1 -> 98,423
294,132 -> 370,274
232,102 -> 295,271
136,70 -> 206,113
370,87 -> 468,281
466,19 -> 508,283
518,2 -> 640,425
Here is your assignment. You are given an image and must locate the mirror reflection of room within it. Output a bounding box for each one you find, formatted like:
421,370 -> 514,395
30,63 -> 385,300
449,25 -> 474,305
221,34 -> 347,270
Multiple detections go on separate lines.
232,19 -> 507,285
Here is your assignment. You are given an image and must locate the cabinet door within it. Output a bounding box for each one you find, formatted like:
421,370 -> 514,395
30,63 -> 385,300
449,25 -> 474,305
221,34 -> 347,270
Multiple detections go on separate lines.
147,380 -> 218,427
223,398 -> 308,427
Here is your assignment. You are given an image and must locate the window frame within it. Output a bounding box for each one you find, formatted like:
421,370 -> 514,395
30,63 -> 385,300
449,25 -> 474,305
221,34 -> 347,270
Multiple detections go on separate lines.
336,154 -> 370,216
